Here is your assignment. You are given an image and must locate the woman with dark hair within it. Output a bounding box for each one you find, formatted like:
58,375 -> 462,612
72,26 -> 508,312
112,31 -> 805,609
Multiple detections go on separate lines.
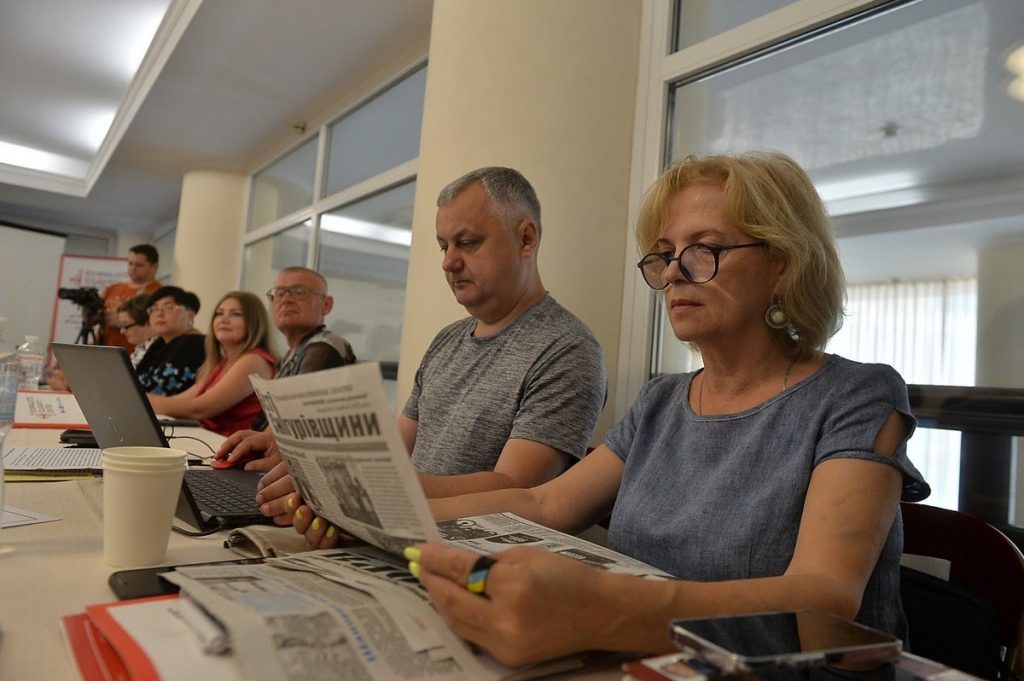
148,291 -> 276,436
136,286 -> 205,396
115,294 -> 157,368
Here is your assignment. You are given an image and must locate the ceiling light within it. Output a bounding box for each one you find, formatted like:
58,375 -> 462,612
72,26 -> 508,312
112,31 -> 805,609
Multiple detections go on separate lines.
0,140 -> 90,177
1005,45 -> 1024,75
320,214 -> 412,246
815,171 -> 919,202
1008,76 -> 1024,103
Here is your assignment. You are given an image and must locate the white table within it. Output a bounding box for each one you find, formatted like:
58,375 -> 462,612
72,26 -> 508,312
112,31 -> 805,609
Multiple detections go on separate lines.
0,426 -> 237,680
0,427 -> 624,680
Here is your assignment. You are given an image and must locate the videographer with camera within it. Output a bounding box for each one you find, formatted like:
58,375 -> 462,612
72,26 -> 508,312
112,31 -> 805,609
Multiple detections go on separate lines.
101,244 -> 161,352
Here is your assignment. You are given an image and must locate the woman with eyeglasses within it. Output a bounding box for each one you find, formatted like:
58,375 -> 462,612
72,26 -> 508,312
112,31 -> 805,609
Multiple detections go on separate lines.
135,286 -> 206,396
148,291 -> 276,436
116,293 -> 158,368
379,153 -> 930,667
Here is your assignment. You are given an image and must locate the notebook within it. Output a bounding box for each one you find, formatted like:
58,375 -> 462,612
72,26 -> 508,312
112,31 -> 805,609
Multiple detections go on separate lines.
50,343 -> 268,532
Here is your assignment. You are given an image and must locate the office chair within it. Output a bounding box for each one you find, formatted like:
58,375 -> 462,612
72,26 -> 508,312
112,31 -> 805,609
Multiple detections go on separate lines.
900,501 -> 1024,680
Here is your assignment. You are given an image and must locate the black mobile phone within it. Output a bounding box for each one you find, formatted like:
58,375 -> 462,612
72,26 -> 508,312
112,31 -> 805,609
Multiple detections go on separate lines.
107,557 -> 265,600
669,611 -> 901,673
158,418 -> 202,428
59,428 -> 99,447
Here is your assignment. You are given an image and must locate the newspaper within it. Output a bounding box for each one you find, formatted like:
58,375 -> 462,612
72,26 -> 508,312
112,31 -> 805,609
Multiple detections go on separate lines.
436,512 -> 672,579
250,362 -> 441,555
162,513 -> 668,681
187,364 -> 669,679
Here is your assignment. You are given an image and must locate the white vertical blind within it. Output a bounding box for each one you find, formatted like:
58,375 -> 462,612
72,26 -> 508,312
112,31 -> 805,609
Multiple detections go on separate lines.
828,278 -> 977,509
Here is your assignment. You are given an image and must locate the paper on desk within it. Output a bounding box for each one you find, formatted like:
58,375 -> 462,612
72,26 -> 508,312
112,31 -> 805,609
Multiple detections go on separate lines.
83,595 -> 245,681
2,505 -> 60,528
13,390 -> 89,428
2,445 -> 103,470
5,470 -> 95,482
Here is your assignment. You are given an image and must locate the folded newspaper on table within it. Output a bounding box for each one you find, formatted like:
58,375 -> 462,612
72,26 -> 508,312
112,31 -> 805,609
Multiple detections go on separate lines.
154,363 -> 669,681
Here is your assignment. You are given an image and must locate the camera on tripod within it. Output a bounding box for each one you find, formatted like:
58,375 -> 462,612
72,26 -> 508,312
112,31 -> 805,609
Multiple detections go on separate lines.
58,287 -> 106,344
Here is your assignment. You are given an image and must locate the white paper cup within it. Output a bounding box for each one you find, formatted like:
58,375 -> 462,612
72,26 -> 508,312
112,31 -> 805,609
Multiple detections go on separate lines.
102,447 -> 187,567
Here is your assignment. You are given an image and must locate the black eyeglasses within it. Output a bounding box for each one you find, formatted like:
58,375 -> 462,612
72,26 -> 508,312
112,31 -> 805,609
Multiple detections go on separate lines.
636,242 -> 767,289
119,323 -> 138,332
266,285 -> 325,302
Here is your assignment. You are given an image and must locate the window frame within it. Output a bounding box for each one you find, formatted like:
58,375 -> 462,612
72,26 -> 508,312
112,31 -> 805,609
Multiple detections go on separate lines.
617,0 -> 901,420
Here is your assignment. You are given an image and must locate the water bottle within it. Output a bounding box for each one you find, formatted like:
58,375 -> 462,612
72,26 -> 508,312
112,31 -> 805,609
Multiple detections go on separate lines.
0,357 -> 17,518
16,335 -> 46,390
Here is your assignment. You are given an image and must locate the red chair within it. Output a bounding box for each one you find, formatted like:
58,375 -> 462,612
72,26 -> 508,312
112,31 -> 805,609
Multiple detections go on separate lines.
900,501 -> 1024,680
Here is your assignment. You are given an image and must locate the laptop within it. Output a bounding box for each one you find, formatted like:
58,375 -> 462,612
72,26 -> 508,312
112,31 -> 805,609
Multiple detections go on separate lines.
50,343 -> 269,532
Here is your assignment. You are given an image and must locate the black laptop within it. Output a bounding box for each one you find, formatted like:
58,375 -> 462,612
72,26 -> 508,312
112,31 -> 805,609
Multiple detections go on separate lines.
50,343 -> 268,532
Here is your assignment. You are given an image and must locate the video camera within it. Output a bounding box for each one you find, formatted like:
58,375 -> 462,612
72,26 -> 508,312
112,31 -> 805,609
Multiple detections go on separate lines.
58,287 -> 105,313
58,287 -> 106,344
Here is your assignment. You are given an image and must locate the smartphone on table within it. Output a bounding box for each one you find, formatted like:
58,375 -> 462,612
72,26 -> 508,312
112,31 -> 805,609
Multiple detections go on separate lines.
108,557 -> 265,600
669,611 -> 902,674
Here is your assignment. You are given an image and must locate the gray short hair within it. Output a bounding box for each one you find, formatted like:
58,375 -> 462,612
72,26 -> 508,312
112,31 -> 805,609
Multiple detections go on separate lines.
437,167 -> 542,236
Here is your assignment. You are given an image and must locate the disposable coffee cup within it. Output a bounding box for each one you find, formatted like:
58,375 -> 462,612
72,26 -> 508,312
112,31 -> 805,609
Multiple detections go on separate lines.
102,447 -> 187,567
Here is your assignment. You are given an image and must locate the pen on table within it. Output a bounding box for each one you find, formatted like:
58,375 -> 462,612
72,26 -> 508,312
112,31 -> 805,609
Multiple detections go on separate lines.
168,597 -> 229,654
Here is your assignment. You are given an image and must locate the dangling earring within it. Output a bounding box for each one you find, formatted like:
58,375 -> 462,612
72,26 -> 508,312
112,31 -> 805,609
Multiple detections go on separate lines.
765,298 -> 789,329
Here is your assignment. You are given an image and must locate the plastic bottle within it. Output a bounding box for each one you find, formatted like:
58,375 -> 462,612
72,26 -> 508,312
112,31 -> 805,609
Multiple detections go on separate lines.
0,316 -> 10,360
16,335 -> 46,390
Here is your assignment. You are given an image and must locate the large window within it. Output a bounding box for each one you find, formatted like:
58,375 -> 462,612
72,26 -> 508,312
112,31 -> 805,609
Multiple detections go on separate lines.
629,0 -> 1024,523
240,63 -> 425,400
248,138 -> 318,231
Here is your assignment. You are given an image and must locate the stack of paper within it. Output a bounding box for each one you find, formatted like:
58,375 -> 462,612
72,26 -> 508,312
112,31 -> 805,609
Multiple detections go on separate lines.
3,445 -> 101,481
61,595 -> 244,681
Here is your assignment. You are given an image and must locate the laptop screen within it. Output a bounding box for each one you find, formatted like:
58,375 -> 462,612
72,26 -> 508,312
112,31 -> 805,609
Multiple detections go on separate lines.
50,343 -> 169,450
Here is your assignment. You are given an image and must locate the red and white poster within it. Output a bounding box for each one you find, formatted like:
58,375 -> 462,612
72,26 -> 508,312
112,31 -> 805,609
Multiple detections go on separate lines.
49,255 -> 128,344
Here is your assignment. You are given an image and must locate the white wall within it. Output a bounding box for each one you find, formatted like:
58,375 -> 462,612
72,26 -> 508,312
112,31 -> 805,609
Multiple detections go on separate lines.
0,224 -> 65,348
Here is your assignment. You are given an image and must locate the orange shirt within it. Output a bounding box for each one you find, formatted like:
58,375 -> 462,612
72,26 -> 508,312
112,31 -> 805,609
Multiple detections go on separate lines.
101,280 -> 161,350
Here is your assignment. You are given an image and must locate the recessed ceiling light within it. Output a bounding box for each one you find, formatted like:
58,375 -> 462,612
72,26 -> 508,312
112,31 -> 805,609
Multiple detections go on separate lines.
1008,76 -> 1024,103
1005,45 -> 1024,75
0,139 -> 90,177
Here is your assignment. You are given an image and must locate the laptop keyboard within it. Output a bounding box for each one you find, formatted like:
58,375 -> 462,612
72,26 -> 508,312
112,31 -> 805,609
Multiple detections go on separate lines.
184,470 -> 262,516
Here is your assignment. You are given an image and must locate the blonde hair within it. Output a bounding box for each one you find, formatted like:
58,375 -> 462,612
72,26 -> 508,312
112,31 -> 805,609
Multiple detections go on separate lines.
202,291 -> 275,375
636,152 -> 845,357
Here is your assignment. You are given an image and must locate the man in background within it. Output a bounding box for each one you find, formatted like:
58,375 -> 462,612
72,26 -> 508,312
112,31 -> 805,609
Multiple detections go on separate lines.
258,166 -> 607,546
215,266 -> 356,466
101,244 -> 160,351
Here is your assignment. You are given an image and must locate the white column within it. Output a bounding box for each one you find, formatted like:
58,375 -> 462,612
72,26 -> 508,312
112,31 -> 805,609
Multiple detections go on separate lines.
399,0 -> 643,439
173,170 -> 246,332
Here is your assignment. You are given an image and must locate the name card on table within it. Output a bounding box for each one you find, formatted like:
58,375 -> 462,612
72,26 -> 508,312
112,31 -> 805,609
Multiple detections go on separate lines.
13,390 -> 89,429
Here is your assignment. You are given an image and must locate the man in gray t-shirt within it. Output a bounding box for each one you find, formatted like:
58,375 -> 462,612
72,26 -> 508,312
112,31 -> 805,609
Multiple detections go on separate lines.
400,167 -> 606,498
258,167 -> 606,544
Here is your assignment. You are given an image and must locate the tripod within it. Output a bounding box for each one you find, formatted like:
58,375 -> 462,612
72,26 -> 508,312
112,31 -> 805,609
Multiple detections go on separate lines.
73,307 -> 106,345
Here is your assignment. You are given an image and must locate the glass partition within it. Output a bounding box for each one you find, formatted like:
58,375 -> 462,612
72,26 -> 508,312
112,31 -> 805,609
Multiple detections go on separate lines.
323,68 -> 426,197
672,0 -> 792,52
317,182 -> 414,408
655,0 -> 1024,517
240,221 -> 312,354
248,137 -> 318,230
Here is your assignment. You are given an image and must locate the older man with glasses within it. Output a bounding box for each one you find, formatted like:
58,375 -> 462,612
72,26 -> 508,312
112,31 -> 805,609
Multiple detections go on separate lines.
215,266 -> 355,467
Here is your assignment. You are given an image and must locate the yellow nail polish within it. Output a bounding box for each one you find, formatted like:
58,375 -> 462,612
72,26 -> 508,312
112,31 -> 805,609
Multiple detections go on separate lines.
403,546 -> 421,562
312,518 -> 320,531
287,497 -> 296,510
408,561 -> 421,578
326,526 -> 336,538
295,507 -> 303,520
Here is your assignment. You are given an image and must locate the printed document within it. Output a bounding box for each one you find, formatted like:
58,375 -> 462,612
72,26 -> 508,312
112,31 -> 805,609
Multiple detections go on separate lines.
250,362 -> 440,555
